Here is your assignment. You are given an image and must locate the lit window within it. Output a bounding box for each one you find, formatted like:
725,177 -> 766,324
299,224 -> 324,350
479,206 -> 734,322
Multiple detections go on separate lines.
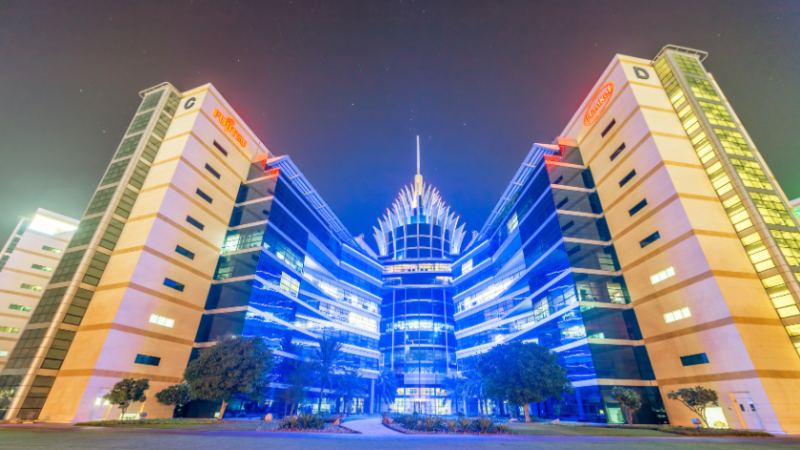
462,259 -> 473,275
20,284 -> 42,292
664,307 -> 692,323
31,264 -> 52,272
42,245 -> 62,254
279,272 -> 300,296
149,314 -> 175,328
650,267 -> 676,285
0,326 -> 21,333
9,304 -> 31,312
0,350 -> 8,357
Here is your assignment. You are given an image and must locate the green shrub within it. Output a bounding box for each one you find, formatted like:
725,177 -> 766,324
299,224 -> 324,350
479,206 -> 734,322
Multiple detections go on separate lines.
472,417 -> 495,434
278,416 -> 300,430
457,417 -> 472,432
421,416 -> 444,432
297,413 -> 323,430
444,419 -> 458,432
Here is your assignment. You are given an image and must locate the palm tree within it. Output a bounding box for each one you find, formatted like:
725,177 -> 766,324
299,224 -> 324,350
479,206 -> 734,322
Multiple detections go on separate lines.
442,376 -> 464,415
334,368 -> 367,416
313,336 -> 342,414
374,367 -> 399,412
463,368 -> 487,415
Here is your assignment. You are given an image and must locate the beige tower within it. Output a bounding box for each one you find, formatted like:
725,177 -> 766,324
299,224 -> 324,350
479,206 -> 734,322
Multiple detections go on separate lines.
558,45 -> 800,434
0,83 -> 269,422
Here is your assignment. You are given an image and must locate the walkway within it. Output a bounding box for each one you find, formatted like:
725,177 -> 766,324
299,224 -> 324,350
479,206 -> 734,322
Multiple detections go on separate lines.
342,417 -> 405,436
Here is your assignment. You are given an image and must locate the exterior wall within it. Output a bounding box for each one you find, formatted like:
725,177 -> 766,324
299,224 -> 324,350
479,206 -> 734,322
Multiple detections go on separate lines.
193,159 -> 382,416
558,50 -> 800,434
0,212 -> 77,372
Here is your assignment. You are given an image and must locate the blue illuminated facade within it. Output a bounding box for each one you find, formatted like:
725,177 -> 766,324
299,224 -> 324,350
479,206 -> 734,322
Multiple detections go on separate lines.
451,140 -> 666,424
194,157 -> 383,415
193,140 -> 666,423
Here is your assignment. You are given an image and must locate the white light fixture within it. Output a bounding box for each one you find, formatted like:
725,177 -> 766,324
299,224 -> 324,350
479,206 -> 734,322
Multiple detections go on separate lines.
28,214 -> 78,236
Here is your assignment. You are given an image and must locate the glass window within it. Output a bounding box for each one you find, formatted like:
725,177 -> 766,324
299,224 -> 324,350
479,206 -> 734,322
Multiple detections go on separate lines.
674,54 -> 705,77
205,164 -> 221,179
629,199 -> 648,216
770,230 -> 800,267
86,187 -> 116,216
730,158 -> 773,191
186,216 -> 205,231
691,132 -> 716,164
128,161 -> 151,190
699,101 -> 736,129
713,129 -> 752,158
750,192 -> 794,227
175,245 -> 195,260
639,232 -> 661,248
138,91 -> 162,112
664,307 -> 691,323
20,284 -> 42,292
114,135 -> 142,159
149,314 -> 175,328
619,170 -> 636,187
650,267 -> 675,285
0,326 -> 21,333
69,217 -> 101,248
134,354 -> 161,366
99,218 -> 125,251
82,251 -> 110,286
31,264 -> 52,272
9,304 -> 32,312
126,111 -> 154,135
114,189 -> 139,219
141,136 -> 162,163
163,278 -> 185,292
610,143 -> 625,161
213,141 -> 228,156
42,246 -> 61,254
99,159 -> 130,186
680,353 -> 709,366
196,188 -> 213,204
685,77 -> 720,101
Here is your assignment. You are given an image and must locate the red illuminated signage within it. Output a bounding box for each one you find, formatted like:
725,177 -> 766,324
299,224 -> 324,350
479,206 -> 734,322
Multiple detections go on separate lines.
583,82 -> 614,126
212,108 -> 247,148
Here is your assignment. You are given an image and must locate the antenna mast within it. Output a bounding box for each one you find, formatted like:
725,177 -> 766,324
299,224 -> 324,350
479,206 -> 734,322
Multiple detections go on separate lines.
414,135 -> 423,195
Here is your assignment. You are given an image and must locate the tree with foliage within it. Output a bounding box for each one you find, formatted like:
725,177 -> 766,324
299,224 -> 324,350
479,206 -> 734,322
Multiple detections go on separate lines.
155,383 -> 192,417
312,336 -> 342,414
611,386 -> 642,425
477,341 -> 572,423
334,368 -> 367,416
667,386 -> 719,427
103,378 -> 150,418
442,376 -> 465,414
374,367 -> 398,412
278,360 -> 313,416
184,335 -> 274,420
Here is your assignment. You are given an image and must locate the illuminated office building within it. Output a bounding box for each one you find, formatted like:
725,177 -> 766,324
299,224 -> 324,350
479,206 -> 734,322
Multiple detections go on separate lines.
0,45 -> 799,434
374,138 -> 465,414
0,210 -> 78,371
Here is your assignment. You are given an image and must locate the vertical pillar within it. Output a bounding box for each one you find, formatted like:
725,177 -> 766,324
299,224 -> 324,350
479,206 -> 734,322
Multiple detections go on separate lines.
370,379 -> 375,414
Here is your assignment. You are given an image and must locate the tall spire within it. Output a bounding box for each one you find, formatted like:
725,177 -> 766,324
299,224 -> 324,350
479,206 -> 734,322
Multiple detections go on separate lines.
414,135 -> 423,195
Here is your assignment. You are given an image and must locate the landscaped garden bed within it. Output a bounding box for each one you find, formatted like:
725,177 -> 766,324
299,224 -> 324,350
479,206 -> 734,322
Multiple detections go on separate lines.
385,414 -> 510,434
505,421 -> 773,438
274,414 -> 358,433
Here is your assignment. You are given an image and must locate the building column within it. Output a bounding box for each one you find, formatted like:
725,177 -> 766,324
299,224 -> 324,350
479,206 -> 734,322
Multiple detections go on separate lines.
370,379 -> 375,414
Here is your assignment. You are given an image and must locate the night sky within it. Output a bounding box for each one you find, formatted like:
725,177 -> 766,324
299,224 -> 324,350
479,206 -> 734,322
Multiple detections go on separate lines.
1,1 -> 799,248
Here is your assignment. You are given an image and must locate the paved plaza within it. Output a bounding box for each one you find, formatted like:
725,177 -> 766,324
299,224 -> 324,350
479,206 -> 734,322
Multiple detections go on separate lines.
2,421 -> 799,450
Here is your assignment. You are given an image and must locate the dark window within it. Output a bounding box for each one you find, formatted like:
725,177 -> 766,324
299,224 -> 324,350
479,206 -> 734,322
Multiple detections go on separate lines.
175,246 -> 195,260
134,354 -> 161,366
640,231 -> 661,248
610,143 -> 626,161
601,119 -> 616,138
680,353 -> 709,366
196,188 -> 213,204
186,216 -> 205,230
204,164 -> 221,179
629,199 -> 648,216
619,169 -> 636,187
213,141 -> 228,156
556,197 -> 569,209
164,278 -> 185,292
